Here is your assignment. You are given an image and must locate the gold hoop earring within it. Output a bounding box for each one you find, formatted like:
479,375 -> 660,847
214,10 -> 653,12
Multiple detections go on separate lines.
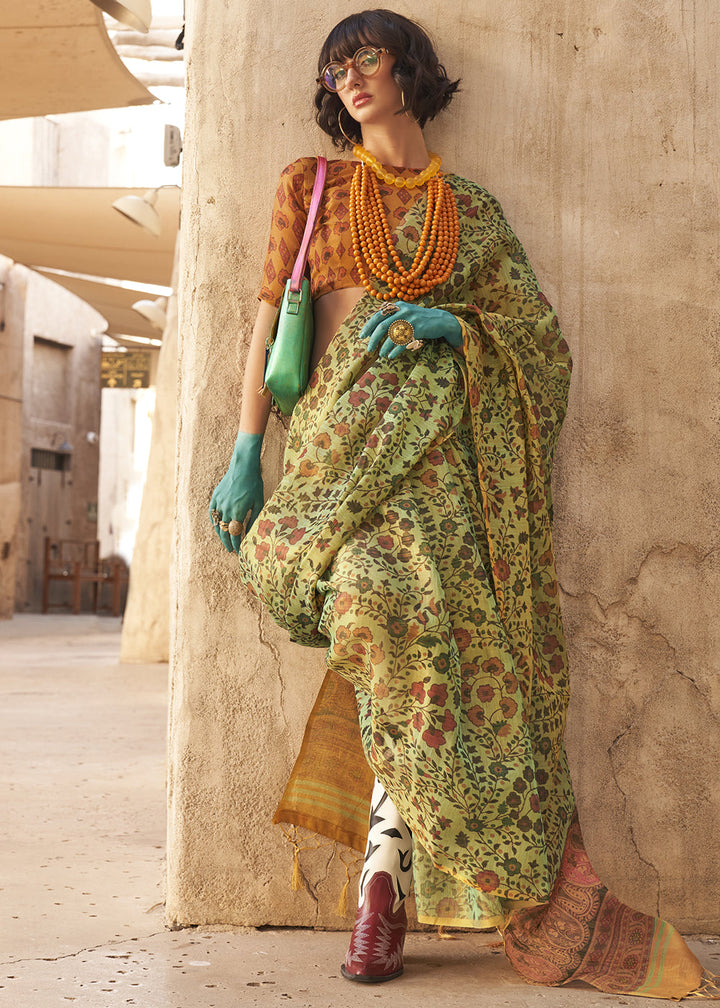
338,107 -> 355,145
400,89 -> 413,120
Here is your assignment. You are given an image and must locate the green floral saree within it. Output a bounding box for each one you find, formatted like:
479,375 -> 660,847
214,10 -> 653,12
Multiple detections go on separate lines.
238,175 -> 710,998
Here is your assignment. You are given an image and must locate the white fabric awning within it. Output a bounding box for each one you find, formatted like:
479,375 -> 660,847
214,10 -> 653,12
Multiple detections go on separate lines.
36,270 -> 167,340
0,186 -> 179,286
0,1 -> 155,120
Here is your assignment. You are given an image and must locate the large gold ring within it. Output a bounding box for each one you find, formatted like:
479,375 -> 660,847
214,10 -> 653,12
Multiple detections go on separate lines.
228,520 -> 243,537
381,303 -> 400,317
387,319 -> 415,346
219,521 -> 230,531
211,509 -> 221,526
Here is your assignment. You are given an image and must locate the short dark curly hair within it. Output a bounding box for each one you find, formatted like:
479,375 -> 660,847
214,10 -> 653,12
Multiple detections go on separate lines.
314,9 -> 460,151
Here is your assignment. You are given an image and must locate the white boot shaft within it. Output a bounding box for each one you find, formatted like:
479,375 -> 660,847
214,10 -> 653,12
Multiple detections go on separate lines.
358,778 -> 413,912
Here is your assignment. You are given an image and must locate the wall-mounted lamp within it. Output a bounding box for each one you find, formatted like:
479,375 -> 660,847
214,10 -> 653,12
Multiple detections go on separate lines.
113,188 -> 162,236
89,0 -> 151,33
112,184 -> 179,236
132,296 -> 167,331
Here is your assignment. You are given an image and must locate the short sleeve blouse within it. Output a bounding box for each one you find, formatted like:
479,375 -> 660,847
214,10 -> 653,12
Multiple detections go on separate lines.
258,156 -> 427,306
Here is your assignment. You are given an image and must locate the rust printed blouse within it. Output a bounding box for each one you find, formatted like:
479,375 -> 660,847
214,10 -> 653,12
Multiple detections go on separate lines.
259,156 -> 428,306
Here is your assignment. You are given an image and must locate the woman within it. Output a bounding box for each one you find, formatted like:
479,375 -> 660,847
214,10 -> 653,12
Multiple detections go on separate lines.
210,9 -> 717,998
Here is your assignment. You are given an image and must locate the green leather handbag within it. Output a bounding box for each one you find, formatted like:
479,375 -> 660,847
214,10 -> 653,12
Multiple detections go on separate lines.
262,156 -> 327,415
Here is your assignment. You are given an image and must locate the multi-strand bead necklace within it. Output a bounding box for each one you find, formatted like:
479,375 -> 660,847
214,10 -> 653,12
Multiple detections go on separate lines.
349,143 -> 459,302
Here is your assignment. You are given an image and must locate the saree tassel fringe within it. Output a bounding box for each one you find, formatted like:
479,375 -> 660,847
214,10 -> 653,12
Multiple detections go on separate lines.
280,825 -> 310,896
281,824 -> 363,913
290,845 -> 305,894
335,846 -> 363,917
336,876 -> 351,918
688,971 -> 720,1000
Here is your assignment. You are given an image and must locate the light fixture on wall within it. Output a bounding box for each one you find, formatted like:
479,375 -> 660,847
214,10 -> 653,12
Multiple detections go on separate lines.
113,189 -> 162,236
112,184 -> 179,237
89,0 -> 151,33
132,296 -> 167,331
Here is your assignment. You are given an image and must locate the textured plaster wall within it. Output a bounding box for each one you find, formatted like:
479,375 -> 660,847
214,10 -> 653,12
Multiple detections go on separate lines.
169,0 -> 720,932
97,385 -> 153,564
4,268 -> 103,612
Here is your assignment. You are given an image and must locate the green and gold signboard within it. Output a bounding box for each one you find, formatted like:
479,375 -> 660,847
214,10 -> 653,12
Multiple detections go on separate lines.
101,351 -> 152,389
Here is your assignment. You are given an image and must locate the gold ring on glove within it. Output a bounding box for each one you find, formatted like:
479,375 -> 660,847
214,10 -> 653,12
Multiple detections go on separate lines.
211,509 -> 221,526
387,319 -> 415,346
228,520 -> 243,536
219,521 -> 230,531
381,303 -> 400,317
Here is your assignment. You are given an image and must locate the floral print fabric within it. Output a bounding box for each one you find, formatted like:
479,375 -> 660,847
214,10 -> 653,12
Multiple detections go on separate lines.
238,174 -> 575,917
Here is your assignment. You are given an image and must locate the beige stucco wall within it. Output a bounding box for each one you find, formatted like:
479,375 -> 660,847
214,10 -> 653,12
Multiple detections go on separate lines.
97,384 -> 155,565
168,0 -> 720,932
3,266 -> 103,613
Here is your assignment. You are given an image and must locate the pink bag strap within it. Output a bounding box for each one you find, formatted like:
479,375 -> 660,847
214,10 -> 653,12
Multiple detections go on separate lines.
289,156 -> 327,293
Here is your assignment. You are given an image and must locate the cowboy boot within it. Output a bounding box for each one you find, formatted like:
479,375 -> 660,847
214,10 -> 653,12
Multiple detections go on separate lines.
341,779 -> 413,983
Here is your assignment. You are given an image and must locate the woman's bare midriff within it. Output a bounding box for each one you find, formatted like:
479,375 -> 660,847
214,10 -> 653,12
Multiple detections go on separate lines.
311,287 -> 367,370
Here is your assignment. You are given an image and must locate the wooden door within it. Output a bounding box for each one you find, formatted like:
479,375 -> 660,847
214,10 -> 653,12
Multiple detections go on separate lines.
25,459 -> 72,610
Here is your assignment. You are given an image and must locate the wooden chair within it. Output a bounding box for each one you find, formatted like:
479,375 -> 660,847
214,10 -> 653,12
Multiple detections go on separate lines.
42,538 -> 128,616
95,556 -> 129,617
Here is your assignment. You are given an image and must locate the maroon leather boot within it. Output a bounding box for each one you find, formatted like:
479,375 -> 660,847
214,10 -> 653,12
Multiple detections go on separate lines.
341,871 -> 408,983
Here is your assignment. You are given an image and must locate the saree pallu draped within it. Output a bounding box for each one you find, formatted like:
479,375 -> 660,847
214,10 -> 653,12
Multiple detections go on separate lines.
238,175 -> 708,998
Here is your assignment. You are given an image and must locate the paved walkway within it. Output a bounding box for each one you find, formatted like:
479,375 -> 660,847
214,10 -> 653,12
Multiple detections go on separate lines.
1,614 -> 718,1007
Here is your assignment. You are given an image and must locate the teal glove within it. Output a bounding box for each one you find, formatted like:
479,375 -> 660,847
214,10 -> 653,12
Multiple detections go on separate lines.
209,431 -> 264,553
360,303 -> 463,359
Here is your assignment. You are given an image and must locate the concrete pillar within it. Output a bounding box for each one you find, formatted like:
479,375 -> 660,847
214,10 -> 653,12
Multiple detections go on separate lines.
168,0 -> 720,931
0,260 -> 24,619
120,246 -> 179,663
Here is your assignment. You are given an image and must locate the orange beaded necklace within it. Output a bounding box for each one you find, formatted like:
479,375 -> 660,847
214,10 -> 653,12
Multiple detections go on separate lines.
349,145 -> 460,302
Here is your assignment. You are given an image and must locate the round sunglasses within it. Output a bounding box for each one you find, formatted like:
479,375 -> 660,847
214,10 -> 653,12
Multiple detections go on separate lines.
318,46 -> 389,93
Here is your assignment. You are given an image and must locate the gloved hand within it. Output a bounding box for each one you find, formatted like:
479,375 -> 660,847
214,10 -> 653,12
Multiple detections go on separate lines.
360,303 -> 463,359
209,431 -> 264,553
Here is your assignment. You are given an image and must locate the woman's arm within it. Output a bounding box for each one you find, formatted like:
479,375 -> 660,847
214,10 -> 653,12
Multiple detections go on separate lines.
210,157 -> 311,551
237,299 -> 278,435
209,300 -> 278,552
